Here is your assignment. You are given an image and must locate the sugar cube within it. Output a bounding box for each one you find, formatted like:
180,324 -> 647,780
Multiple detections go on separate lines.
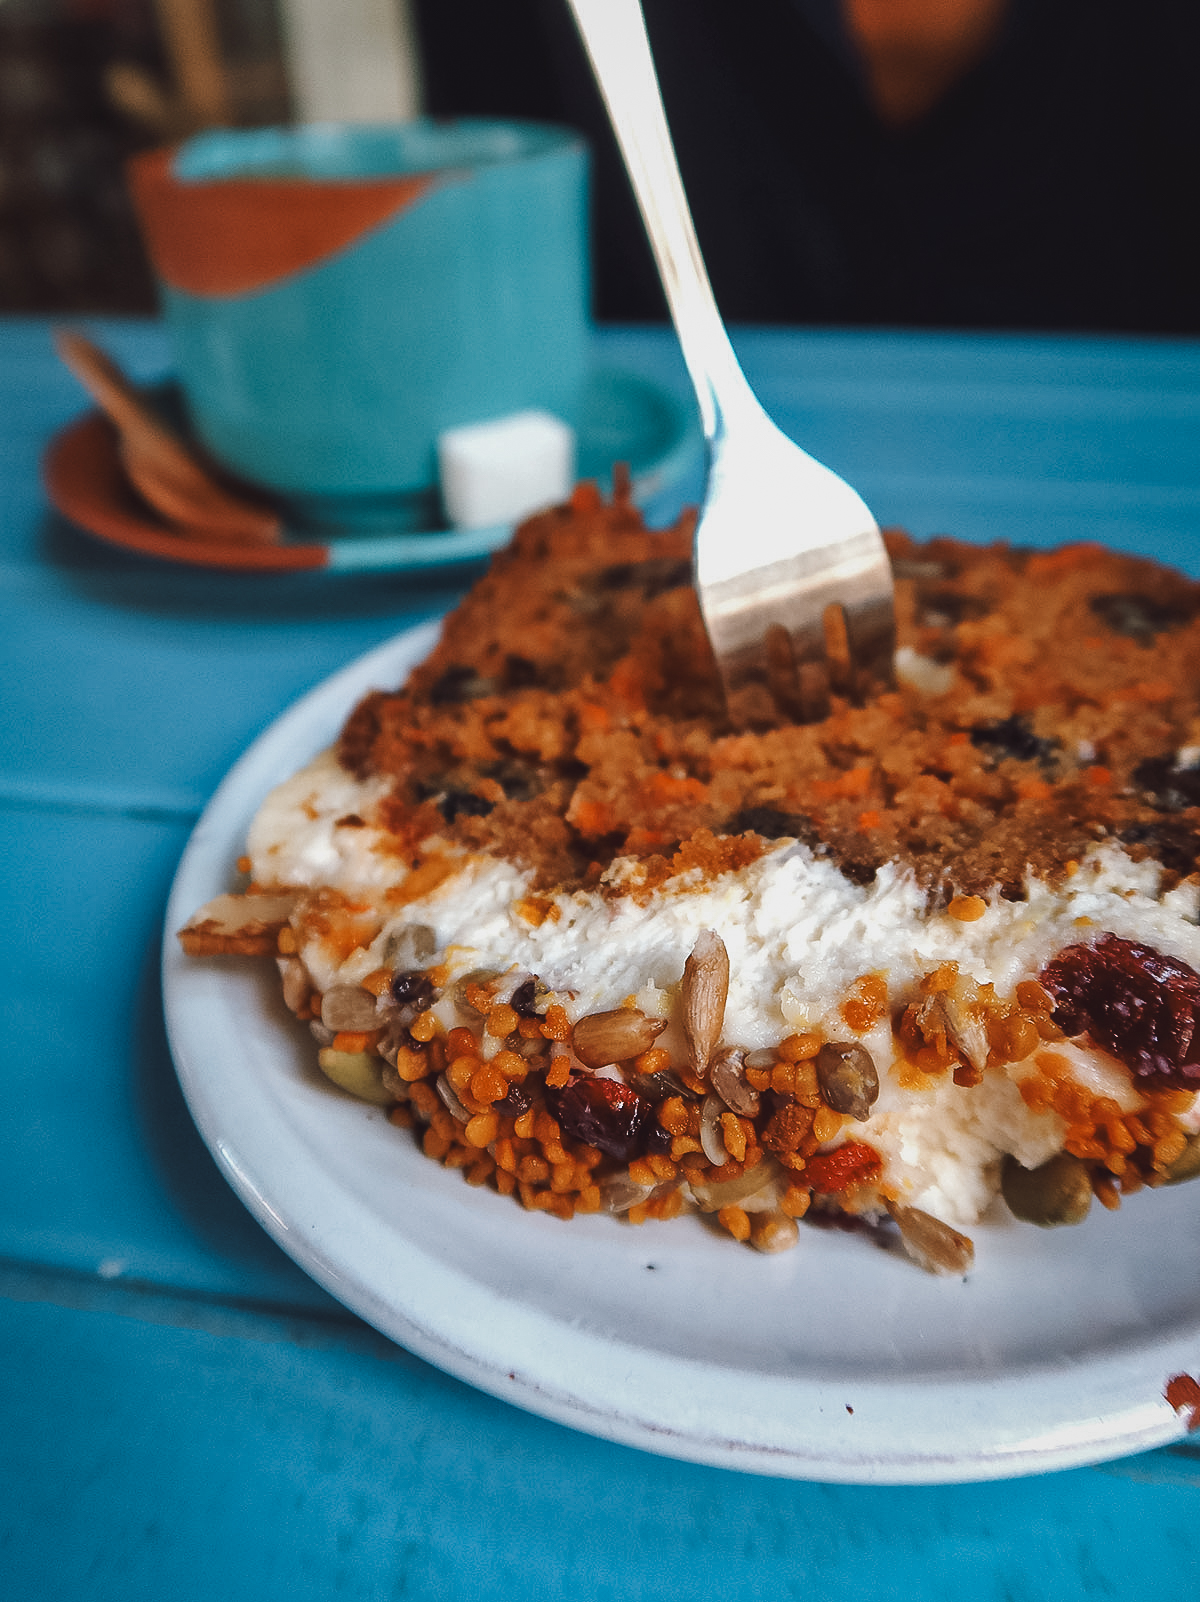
437,410 -> 575,530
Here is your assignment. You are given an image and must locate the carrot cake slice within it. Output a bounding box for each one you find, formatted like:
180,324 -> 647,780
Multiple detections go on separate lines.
181,478 -> 1200,1271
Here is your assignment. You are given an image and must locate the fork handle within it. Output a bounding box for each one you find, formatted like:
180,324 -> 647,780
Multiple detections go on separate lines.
565,0 -> 759,442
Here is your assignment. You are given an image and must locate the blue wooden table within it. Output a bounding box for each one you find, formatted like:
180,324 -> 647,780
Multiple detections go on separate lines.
5,315 -> 1200,1599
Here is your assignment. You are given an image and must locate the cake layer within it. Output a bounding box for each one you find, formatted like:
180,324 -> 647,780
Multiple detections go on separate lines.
181,482 -> 1200,1269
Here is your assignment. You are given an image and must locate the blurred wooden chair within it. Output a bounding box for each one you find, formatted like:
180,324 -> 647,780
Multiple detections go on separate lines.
108,0 -> 422,137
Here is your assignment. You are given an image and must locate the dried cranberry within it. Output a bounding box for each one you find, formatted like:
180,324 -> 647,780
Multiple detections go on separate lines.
1040,933 -> 1200,1087
509,978 -> 539,1017
804,1141 -> 883,1193
493,1081 -> 534,1118
544,1072 -> 670,1162
1165,1373 -> 1200,1432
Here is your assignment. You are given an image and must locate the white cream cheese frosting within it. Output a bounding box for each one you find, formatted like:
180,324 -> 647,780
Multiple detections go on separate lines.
247,748 -> 1200,1227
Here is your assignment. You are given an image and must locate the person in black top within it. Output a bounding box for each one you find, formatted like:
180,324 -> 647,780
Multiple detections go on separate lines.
412,0 -> 1200,333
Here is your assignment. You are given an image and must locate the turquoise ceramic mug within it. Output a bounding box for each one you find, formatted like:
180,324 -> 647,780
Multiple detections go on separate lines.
129,121 -> 590,529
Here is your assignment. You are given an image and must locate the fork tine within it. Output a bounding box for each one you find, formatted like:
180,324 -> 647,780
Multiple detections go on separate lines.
701,503 -> 894,726
841,585 -> 898,700
566,0 -> 895,729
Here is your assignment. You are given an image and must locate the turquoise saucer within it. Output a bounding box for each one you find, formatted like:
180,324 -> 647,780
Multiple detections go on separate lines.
44,365 -> 704,575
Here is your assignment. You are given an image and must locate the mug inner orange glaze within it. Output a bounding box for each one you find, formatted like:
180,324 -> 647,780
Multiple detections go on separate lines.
128,146 -> 436,299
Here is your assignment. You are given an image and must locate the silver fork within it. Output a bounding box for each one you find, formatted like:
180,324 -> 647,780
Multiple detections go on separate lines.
566,0 -> 894,726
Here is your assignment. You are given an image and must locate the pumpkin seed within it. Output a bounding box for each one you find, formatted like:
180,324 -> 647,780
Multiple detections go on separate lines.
815,1041 -> 879,1121
628,1067 -> 701,1102
1001,1151 -> 1092,1227
450,969 -> 503,1015
380,1063 -> 409,1101
1164,1133 -> 1200,1186
317,1048 -> 392,1105
320,984 -> 379,1033
384,922 -> 437,969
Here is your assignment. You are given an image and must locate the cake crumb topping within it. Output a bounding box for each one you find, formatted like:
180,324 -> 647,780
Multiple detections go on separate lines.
337,482 -> 1200,901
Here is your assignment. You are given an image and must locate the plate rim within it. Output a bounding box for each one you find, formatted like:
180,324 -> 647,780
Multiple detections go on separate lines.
162,621 -> 1200,1483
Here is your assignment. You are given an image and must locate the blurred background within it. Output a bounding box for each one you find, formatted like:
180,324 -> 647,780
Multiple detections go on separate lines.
3,0 -> 1198,331
0,0 -> 417,312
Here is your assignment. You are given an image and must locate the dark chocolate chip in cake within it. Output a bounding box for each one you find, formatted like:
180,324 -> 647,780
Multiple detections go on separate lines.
594,556 -> 692,598
1132,755 -> 1200,813
969,715 -> 1060,768
428,664 -> 498,704
1119,820 -> 1200,876
502,654 -> 543,688
719,806 -> 815,841
484,759 -> 543,802
916,588 -> 992,628
1089,592 -> 1195,644
438,790 -> 495,822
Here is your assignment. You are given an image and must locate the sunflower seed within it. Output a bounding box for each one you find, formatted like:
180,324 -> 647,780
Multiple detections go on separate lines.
699,1094 -> 730,1166
571,1008 -> 666,1068
276,956 -> 310,1015
681,930 -> 729,1075
709,1047 -> 760,1117
886,1201 -> 974,1275
597,1173 -> 656,1214
435,1073 -> 471,1123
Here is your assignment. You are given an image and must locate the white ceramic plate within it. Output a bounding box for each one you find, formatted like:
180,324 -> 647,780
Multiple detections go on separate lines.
163,622 -> 1200,1483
